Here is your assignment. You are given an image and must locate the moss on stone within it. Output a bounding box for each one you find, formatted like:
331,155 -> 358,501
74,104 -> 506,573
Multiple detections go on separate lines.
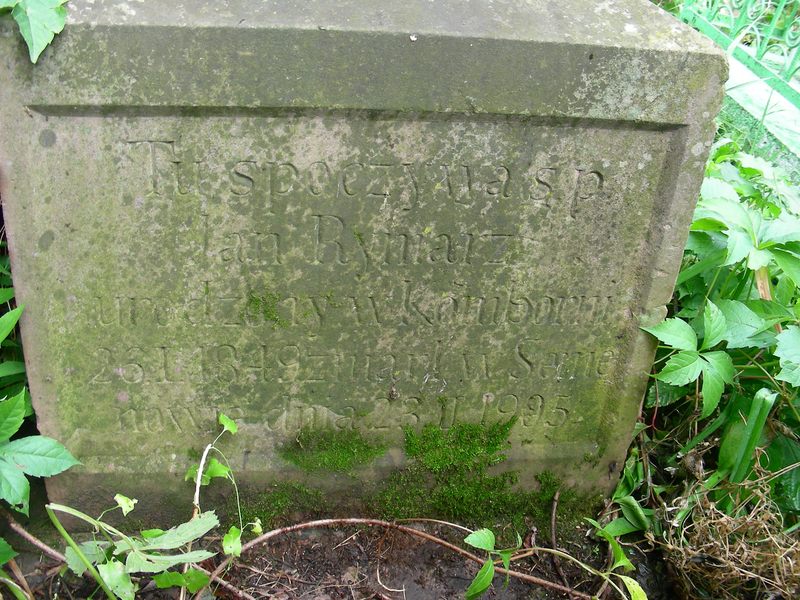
372,417 -> 601,543
236,482 -> 326,529
279,428 -> 386,472
246,289 -> 288,328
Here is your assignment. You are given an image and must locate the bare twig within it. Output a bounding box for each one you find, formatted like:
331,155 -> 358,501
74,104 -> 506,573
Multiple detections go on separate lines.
6,558 -> 33,599
196,518 -> 592,600
550,489 -> 574,598
1,508 -> 66,564
192,564 -> 257,600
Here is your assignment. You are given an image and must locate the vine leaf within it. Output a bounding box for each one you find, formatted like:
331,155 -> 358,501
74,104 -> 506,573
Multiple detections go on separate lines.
11,0 -> 68,63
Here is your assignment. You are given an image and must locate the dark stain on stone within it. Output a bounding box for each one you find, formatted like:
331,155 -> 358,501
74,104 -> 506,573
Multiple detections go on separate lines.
38,129 -> 56,148
38,230 -> 55,251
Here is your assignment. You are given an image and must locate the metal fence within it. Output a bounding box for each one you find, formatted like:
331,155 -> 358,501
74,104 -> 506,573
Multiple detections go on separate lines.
680,0 -> 800,107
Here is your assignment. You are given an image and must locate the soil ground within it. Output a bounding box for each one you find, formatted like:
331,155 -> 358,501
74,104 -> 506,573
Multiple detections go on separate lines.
9,520 -> 677,600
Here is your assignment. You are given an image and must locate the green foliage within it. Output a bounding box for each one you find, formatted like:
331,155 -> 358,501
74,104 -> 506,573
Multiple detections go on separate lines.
237,482 -> 324,530
49,501 -> 218,600
0,0 -> 68,63
0,387 -> 78,515
278,427 -> 386,472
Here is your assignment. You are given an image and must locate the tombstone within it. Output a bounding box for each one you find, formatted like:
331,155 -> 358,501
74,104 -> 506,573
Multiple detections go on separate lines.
0,1 -> 725,518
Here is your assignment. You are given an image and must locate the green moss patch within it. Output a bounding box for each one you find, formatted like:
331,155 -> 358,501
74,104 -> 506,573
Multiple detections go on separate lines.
279,428 -> 386,472
237,483 -> 325,529
372,418 -> 600,542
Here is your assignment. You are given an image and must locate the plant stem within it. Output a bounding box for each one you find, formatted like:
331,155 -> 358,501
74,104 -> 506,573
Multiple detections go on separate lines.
45,505 -> 117,600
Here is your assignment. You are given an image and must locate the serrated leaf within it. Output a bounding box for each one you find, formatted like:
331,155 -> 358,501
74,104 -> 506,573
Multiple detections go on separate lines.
771,249 -> 800,289
0,458 -> 29,514
64,540 -> 108,576
655,351 -> 703,386
11,0 -> 68,63
0,389 -> 26,441
776,360 -> 800,386
464,528 -> 495,552
218,413 -> 237,434
114,494 -> 137,516
97,559 -> 136,600
0,537 -> 17,567
717,299 -> 767,348
617,574 -> 648,600
0,307 -> 23,346
465,559 -> 494,600
125,549 -> 215,574
223,525 -> 241,557
700,301 -> 726,350
725,229 -> 753,265
137,511 -> 218,551
644,381 -> 689,409
701,177 -> 740,203
776,326 -> 800,364
641,318 -> 697,351
699,351 -> 735,418
0,435 -> 79,476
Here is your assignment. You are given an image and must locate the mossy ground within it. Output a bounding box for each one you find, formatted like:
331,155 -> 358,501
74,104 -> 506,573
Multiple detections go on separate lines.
242,417 -> 601,546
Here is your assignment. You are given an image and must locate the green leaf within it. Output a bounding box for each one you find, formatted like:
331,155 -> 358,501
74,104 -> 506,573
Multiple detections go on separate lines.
699,351 -> 735,418
0,435 -> 79,476
97,559 -> 136,600
777,360 -> 800,386
617,574 -> 648,600
776,326 -> 800,385
140,528 -> 165,539
616,496 -> 651,531
153,571 -> 184,589
114,493 -> 137,516
717,300 -> 767,348
497,549 -> 513,572
764,435 -> 800,514
64,540 -> 109,576
644,381 -> 689,409
137,511 -> 219,551
204,458 -> 230,481
464,528 -> 495,552
0,458 -> 29,514
153,569 -> 210,593
585,518 -> 634,572
0,537 -> 17,567
0,289 -> 14,304
0,389 -> 26,442
0,307 -> 23,346
183,568 -> 211,593
124,549 -> 215,574
655,351 -> 703,386
700,301 -> 726,350
641,318 -> 697,351
725,229 -> 754,265
218,413 -> 237,434
0,362 -> 26,380
222,525 -> 242,557
601,517 -> 641,537
464,559 -> 494,600
11,0 -> 68,63
701,177 -> 739,203
251,517 -> 263,535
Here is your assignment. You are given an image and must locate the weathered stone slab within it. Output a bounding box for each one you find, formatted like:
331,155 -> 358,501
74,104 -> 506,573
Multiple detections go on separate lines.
0,1 -> 725,517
